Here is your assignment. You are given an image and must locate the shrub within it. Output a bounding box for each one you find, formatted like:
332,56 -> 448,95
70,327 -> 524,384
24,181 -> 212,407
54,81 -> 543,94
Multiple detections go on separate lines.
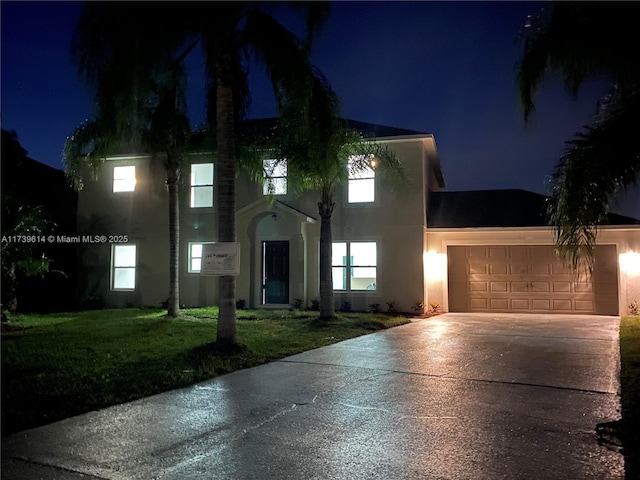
368,303 -> 381,313
411,301 -> 425,313
386,301 -> 398,314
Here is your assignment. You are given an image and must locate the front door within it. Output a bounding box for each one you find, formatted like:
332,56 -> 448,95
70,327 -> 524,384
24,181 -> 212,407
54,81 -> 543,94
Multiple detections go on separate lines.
263,241 -> 289,304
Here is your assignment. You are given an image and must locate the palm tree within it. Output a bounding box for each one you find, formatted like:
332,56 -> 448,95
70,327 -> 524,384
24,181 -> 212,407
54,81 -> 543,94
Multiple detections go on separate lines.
516,2 -> 640,271
64,3 -> 194,317
194,2 -> 330,346
66,2 -> 330,342
274,72 -> 410,318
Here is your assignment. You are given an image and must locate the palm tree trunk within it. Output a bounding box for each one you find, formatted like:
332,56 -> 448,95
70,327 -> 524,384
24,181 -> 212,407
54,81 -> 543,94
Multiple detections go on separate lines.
215,62 -> 238,346
318,186 -> 335,319
167,165 -> 180,317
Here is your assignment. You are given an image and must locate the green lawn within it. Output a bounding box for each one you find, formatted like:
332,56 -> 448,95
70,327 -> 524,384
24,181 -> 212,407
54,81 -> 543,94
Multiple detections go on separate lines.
1,308 -> 410,436
620,314 -> 640,479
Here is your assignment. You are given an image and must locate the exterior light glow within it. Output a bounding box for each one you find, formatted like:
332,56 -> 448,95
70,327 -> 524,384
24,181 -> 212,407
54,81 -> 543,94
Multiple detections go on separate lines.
425,251 -> 447,280
620,251 -> 640,275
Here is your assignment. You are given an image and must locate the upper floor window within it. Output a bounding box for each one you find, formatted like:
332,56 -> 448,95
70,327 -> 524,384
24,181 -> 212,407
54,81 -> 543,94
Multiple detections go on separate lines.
111,244 -> 136,290
113,166 -> 136,192
191,163 -> 214,208
332,241 -> 377,291
263,159 -> 287,195
348,155 -> 375,203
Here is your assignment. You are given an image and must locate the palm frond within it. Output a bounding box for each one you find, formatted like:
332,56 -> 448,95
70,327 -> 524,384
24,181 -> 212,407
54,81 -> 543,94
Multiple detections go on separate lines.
517,2 -> 640,123
62,120 -> 105,190
547,92 -> 640,271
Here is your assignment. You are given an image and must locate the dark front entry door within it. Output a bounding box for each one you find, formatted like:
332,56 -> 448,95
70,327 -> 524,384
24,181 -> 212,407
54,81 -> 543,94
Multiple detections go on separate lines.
263,241 -> 289,304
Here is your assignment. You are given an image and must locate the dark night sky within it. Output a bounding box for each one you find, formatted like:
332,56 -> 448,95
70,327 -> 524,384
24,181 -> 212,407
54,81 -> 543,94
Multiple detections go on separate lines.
1,1 -> 638,217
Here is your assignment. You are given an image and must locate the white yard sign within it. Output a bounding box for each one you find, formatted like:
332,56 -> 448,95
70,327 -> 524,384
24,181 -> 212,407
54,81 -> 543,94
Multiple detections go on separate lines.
200,242 -> 240,276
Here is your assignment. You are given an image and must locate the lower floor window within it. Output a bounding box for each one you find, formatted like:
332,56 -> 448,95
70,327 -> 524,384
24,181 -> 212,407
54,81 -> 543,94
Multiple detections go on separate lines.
112,244 -> 136,290
189,242 -> 214,273
332,241 -> 377,291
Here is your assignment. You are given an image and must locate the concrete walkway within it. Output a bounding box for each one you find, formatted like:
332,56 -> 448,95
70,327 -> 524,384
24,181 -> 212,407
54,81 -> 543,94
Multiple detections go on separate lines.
1,313 -> 624,479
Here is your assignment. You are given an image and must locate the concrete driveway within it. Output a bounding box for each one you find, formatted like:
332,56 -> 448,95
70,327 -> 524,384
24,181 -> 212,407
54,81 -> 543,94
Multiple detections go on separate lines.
1,313 -> 623,479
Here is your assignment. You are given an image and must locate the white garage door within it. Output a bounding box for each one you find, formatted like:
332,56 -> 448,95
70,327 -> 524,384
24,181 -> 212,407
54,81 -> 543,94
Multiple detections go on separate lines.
447,245 -> 618,315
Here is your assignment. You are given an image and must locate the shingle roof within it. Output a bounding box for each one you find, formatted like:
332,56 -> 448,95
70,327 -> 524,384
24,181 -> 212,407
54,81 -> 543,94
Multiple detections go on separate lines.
342,119 -> 428,138
238,117 -> 429,140
427,189 -> 639,228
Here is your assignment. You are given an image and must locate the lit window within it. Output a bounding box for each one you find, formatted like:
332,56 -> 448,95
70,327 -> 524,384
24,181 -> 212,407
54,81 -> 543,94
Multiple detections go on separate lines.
188,242 -> 214,273
112,244 -> 136,290
263,159 -> 287,195
191,163 -> 214,208
348,155 -> 375,203
113,166 -> 136,192
332,241 -> 377,291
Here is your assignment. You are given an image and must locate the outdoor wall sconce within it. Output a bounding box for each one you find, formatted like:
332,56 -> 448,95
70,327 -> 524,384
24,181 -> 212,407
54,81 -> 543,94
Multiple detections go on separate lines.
620,251 -> 640,275
424,251 -> 447,280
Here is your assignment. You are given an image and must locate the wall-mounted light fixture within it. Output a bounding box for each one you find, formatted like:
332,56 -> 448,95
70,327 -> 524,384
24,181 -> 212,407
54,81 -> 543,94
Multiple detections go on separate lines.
620,251 -> 640,275
424,251 -> 447,280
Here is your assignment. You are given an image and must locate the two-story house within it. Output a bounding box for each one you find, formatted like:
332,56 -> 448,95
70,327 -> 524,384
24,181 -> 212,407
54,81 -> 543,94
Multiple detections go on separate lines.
76,119 -> 445,313
76,119 -> 640,315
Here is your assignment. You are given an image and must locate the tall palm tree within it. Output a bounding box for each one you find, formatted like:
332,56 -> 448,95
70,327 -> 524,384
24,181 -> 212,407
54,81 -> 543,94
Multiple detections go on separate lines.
517,2 -> 640,271
64,3 -> 194,317
66,2 -> 330,341
194,2 -> 330,345
274,71 -> 410,318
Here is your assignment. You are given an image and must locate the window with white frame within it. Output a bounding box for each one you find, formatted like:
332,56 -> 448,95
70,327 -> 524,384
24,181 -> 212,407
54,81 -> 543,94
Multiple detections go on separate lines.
113,166 -> 136,192
188,242 -> 214,273
263,159 -> 287,195
111,244 -> 136,290
332,241 -> 377,291
190,163 -> 214,208
347,155 -> 375,203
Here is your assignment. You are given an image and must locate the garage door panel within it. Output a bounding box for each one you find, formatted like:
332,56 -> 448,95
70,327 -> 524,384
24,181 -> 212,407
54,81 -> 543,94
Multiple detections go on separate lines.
447,245 -> 618,315
511,281 -> 529,292
531,263 -> 551,274
531,281 -> 550,292
468,247 -> 488,258
511,299 -> 530,310
489,298 -> 508,310
509,264 -> 529,275
531,299 -> 551,310
575,300 -> 595,311
489,247 -> 508,258
509,246 -> 530,259
489,264 -> 508,274
552,299 -> 572,311
553,282 -> 571,293
470,282 -> 488,291
469,264 -> 488,274
471,298 -> 489,309
490,281 -> 508,292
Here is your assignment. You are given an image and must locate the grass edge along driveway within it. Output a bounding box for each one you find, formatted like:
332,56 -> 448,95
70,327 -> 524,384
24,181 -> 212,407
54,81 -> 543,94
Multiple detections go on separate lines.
1,307 -> 411,436
620,314 -> 640,479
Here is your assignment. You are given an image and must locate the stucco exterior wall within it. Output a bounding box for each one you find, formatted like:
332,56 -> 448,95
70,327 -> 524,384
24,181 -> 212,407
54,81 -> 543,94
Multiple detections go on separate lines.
75,135 -> 435,312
